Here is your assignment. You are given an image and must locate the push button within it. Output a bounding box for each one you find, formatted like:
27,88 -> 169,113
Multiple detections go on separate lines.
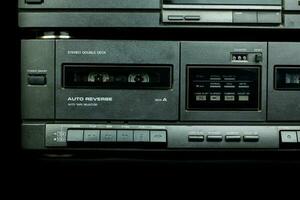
298,131 -> 300,143
84,130 -> 100,142
25,0 -> 43,4
28,74 -> 46,85
257,11 -> 281,23
150,131 -> 167,143
281,131 -> 298,143
168,15 -> 184,21
233,11 -> 257,23
207,135 -> 223,142
225,135 -> 241,142
101,130 -> 117,142
184,16 -> 201,21
134,130 -> 150,142
188,135 -> 204,142
117,130 -> 134,142
243,135 -> 259,142
67,130 -> 84,142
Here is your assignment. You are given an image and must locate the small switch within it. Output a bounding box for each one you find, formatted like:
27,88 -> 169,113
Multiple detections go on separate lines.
255,54 -> 263,63
243,135 -> 259,142
25,0 -> 43,4
117,130 -> 134,142
28,74 -> 47,85
150,131 -> 167,143
188,135 -> 204,142
134,130 -> 150,142
67,130 -> 84,142
281,131 -> 298,143
84,130 -> 100,142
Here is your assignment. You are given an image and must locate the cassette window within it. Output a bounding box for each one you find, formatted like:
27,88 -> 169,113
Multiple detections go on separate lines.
63,64 -> 172,90
275,66 -> 300,90
187,66 -> 261,111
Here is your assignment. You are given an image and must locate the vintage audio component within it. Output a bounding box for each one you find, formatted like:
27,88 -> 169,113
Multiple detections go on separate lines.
21,40 -> 300,151
18,0 -> 300,28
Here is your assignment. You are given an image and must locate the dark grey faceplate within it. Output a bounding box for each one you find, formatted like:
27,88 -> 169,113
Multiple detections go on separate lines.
268,42 -> 300,121
180,42 -> 267,121
21,40 -> 55,120
55,40 -> 180,121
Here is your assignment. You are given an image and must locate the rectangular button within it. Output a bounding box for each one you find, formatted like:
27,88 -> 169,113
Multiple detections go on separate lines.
117,130 -> 134,142
243,135 -> 259,142
150,131 -> 167,143
298,131 -> 300,143
101,130 -> 117,142
168,15 -> 184,21
238,96 -> 249,101
224,96 -> 235,101
196,95 -> 207,101
84,130 -> 100,142
210,96 -> 221,101
26,0 -> 43,4
225,135 -> 241,142
134,130 -> 150,142
67,130 -> 84,142
207,135 -> 223,142
28,74 -> 47,85
184,16 -> 201,21
257,11 -> 281,23
233,11 -> 257,23
281,131 -> 298,143
188,135 -> 204,142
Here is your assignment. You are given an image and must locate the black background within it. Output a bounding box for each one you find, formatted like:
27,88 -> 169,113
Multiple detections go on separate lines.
3,1 -> 300,192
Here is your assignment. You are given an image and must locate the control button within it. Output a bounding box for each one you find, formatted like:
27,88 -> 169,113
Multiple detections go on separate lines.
257,11 -> 281,23
168,15 -> 184,21
188,135 -> 204,142
224,85 -> 235,89
210,95 -> 221,101
117,130 -> 134,142
233,11 -> 257,23
224,96 -> 235,101
184,16 -> 201,21
150,131 -> 167,143
207,135 -> 223,142
28,74 -> 47,85
255,54 -> 263,63
134,130 -> 150,142
238,95 -> 249,101
25,0 -> 43,4
281,131 -> 298,143
67,130 -> 84,142
225,135 -> 241,142
298,131 -> 300,143
196,95 -> 207,101
243,135 -> 259,142
101,130 -> 117,142
84,130 -> 100,142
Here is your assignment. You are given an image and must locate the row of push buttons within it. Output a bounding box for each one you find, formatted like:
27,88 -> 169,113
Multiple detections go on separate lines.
168,15 -> 201,21
67,129 -> 167,143
188,134 -> 259,142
